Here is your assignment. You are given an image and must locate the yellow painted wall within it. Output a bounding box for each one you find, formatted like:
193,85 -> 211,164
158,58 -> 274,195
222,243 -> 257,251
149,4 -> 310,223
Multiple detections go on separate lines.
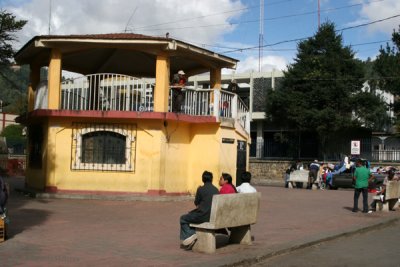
25,117 -> 249,195
44,118 -> 161,193
162,120 -> 191,193
186,124 -> 221,193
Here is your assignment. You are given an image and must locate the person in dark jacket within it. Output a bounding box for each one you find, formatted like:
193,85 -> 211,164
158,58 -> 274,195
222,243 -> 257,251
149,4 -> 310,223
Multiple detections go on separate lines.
227,79 -> 239,93
179,170 -> 219,249
0,176 -> 8,218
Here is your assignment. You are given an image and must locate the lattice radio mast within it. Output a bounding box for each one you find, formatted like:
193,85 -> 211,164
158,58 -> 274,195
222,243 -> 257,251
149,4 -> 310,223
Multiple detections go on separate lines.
318,0 -> 320,28
48,0 -> 52,34
259,0 -> 264,72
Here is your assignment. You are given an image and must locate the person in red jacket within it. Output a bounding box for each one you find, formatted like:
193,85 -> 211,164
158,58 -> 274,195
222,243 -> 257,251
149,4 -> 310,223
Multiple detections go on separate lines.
219,173 -> 237,194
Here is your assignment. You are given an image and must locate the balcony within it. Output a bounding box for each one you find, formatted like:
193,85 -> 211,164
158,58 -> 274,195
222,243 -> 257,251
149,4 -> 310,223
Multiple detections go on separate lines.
44,73 -> 250,132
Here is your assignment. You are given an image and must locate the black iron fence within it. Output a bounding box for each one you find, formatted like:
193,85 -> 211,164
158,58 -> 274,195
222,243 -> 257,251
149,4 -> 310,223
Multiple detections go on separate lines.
371,150 -> 400,162
249,136 -> 388,162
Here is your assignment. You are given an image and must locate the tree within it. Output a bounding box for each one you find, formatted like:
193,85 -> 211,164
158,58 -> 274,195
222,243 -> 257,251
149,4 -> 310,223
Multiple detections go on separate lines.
0,124 -> 24,138
372,26 -> 400,129
0,10 -> 28,114
0,65 -> 29,114
0,124 -> 26,155
0,9 -> 27,67
266,22 -> 388,156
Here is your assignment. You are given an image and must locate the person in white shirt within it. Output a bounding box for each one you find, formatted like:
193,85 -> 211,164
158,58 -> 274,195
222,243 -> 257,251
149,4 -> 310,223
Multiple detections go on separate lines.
237,171 -> 257,193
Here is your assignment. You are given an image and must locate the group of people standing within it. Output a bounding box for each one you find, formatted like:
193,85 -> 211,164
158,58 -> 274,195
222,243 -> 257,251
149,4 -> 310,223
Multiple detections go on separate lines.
179,171 -> 256,250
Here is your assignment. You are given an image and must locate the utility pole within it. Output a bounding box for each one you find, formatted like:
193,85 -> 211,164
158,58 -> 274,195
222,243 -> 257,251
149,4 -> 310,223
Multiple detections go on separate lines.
48,0 -> 52,34
259,0 -> 264,72
318,0 -> 320,29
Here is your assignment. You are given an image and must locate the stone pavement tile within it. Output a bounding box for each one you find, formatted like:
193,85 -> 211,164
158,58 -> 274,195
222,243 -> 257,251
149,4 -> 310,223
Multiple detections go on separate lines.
0,176 -> 399,266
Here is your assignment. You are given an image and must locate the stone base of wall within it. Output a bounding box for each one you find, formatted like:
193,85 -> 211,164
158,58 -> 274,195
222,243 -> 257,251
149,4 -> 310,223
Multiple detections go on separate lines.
249,159 -> 291,185
249,159 -> 400,186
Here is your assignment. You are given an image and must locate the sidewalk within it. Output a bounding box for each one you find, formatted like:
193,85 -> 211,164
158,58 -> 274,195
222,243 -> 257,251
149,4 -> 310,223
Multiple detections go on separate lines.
1,176 -> 399,267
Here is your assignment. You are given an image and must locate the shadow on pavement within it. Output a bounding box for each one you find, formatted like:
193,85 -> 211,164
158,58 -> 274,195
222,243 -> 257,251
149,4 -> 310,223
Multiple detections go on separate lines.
3,176 -> 51,240
343,207 -> 354,212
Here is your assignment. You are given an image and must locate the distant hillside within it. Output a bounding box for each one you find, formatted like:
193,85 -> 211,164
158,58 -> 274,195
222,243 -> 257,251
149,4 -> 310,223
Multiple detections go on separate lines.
0,65 -> 29,114
0,65 -> 49,115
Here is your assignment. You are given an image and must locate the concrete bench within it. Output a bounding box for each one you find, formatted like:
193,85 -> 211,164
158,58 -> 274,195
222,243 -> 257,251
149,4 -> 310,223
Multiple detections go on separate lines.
190,192 -> 261,253
372,180 -> 400,212
287,170 -> 310,189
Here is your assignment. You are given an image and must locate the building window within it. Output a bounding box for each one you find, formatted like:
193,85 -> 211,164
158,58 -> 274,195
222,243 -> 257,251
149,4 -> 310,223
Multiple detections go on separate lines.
82,131 -> 126,164
72,123 -> 136,171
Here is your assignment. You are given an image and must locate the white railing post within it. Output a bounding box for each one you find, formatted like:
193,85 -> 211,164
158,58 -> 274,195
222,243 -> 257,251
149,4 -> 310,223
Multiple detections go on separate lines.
213,89 -> 220,118
232,94 -> 238,119
245,112 -> 251,133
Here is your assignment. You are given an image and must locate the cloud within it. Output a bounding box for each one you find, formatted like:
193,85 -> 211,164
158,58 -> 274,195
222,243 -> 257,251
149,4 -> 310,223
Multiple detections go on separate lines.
4,0 -> 246,48
2,0 -> 286,75
232,55 -> 288,73
357,0 -> 400,35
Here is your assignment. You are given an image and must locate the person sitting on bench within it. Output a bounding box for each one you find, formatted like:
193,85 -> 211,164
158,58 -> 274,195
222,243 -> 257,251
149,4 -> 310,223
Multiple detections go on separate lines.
179,171 -> 219,250
369,168 -> 398,212
219,173 -> 237,194
237,171 -> 256,193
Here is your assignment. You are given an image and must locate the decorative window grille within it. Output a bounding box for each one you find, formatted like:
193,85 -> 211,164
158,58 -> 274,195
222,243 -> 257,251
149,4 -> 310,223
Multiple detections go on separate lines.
72,123 -> 136,171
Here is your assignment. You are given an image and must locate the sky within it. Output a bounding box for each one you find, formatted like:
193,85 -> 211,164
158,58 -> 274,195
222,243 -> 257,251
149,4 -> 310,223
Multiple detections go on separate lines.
1,0 -> 400,74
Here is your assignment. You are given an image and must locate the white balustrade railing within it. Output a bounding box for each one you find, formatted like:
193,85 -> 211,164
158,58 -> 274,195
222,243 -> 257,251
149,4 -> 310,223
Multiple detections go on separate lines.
61,73 -> 154,112
59,74 -> 249,132
237,97 -> 250,131
219,90 -> 235,118
169,88 -> 213,115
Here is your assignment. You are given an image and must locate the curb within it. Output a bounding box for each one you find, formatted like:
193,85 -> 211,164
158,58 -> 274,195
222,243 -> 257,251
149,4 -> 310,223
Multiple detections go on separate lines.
223,216 -> 400,267
14,187 -> 194,202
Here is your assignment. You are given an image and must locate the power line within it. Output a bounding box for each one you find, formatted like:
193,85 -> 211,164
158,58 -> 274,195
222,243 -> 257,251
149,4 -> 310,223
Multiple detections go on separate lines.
184,38 -> 390,55
220,14 -> 400,54
132,0 -> 294,31
273,76 -> 400,82
134,0 -> 386,33
338,14 -> 400,32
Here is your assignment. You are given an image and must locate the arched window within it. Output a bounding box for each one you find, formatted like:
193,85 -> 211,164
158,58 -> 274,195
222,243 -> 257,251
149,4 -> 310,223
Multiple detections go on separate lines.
81,131 -> 126,164
72,123 -> 136,171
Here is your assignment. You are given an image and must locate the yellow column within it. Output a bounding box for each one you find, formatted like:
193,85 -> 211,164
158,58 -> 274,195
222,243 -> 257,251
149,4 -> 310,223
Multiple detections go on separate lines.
45,121 -> 57,191
153,54 -> 170,112
47,49 -> 62,109
210,68 -> 222,89
28,63 -> 40,112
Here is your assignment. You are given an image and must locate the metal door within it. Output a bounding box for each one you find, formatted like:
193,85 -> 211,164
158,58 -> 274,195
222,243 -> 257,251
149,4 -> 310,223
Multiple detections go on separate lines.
236,140 -> 247,186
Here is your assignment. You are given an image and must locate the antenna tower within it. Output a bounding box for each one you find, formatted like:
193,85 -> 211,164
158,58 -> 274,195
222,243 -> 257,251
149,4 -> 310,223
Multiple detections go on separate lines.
318,0 -> 320,28
48,0 -> 52,34
259,0 -> 264,72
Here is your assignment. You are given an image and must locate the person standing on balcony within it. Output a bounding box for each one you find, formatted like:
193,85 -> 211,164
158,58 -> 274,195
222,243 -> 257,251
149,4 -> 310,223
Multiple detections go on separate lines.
227,79 -> 238,93
220,79 -> 238,117
171,70 -> 187,112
